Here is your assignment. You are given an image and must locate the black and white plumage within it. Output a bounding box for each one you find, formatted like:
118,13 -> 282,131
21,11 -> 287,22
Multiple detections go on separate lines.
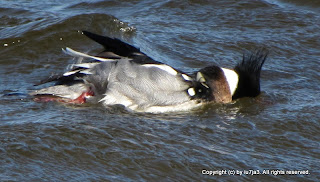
30,31 -> 268,113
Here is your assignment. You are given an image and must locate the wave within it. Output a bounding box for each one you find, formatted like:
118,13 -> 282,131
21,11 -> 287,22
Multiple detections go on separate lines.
0,13 -> 136,71
265,0 -> 320,11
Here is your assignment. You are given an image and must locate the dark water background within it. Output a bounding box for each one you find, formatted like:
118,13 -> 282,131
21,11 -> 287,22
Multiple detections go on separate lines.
1,0 -> 319,181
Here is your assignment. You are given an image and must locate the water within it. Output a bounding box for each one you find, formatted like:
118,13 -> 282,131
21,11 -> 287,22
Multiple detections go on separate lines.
1,0 -> 319,181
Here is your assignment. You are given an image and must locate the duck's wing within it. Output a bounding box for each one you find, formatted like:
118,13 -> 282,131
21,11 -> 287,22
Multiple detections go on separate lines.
34,31 -> 164,86
33,47 -> 116,86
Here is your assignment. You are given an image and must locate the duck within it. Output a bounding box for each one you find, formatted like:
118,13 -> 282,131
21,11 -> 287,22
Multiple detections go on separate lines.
30,31 -> 268,113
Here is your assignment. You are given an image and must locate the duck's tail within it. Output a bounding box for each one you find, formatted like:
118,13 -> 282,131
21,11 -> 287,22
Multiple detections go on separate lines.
82,31 -> 141,58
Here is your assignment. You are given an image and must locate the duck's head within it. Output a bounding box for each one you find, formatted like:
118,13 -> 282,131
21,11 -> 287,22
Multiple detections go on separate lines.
194,65 -> 239,103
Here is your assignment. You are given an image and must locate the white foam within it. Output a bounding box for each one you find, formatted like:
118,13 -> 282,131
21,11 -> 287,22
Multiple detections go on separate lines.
221,68 -> 239,96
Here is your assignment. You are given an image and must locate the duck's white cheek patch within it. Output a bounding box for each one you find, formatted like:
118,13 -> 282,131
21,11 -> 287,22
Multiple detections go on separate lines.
221,68 -> 239,95
141,64 -> 178,75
